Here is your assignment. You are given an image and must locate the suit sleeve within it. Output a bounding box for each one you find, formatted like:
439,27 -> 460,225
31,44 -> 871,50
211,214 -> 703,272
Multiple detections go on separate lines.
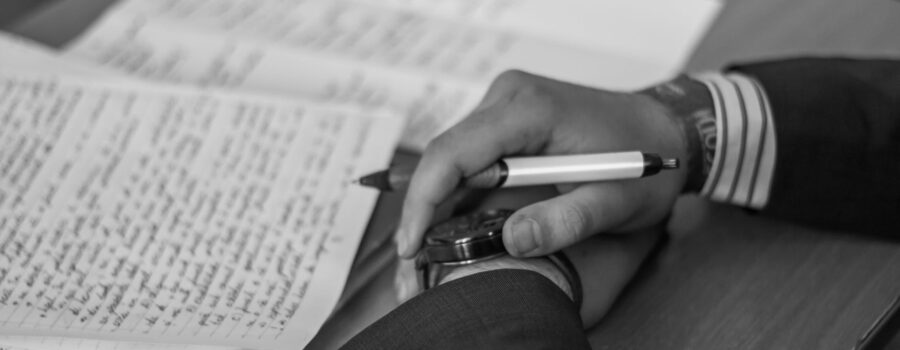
340,269 -> 589,350
731,58 -> 900,234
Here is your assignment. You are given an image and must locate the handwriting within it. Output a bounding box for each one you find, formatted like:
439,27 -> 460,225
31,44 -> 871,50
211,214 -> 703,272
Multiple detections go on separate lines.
0,74 -> 400,349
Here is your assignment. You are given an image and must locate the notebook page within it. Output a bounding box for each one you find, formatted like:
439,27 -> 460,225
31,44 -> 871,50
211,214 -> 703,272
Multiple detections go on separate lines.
0,336 -> 231,350
0,34 -> 226,350
0,344 -> 32,350
97,0 -> 670,90
0,72 -> 403,349
0,32 -> 118,78
352,0 -> 721,70
63,12 -> 484,151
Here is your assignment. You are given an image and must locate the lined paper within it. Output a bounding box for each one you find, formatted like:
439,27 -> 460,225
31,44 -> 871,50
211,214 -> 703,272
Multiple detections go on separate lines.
0,33 -> 118,78
63,11 -> 484,151
63,0 -> 719,151
0,72 -> 402,349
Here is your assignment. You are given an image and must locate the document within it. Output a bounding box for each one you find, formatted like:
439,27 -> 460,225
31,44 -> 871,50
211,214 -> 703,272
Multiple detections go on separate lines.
102,0 -> 719,88
0,344 -> 31,350
63,12 -> 482,151
64,0 -> 720,150
92,0 -> 675,88
352,0 -> 720,70
0,72 -> 403,349
0,33 -> 213,350
0,335 -> 228,350
0,33 -> 118,78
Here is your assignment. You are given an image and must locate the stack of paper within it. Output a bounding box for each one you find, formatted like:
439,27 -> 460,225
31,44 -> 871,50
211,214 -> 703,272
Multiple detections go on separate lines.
61,0 -> 720,151
0,30 -> 401,350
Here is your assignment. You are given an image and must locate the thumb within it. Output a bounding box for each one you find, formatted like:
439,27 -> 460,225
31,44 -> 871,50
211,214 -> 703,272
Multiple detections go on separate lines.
502,183 -> 635,257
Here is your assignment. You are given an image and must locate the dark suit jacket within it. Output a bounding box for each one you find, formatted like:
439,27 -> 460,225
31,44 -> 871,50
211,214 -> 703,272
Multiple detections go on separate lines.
342,58 -> 900,350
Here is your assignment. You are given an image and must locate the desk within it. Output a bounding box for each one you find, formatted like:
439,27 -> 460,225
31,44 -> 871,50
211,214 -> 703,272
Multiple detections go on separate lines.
3,1 -> 900,349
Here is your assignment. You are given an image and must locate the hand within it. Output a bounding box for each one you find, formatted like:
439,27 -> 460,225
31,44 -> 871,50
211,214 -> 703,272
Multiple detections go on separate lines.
436,228 -> 661,328
396,70 -> 688,259
395,216 -> 663,328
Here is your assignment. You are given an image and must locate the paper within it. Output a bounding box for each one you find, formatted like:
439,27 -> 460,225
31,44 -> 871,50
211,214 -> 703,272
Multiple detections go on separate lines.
63,12 -> 484,151
0,336 -> 229,350
0,72 -> 403,349
0,344 -> 33,350
0,32 -> 118,78
100,0 -> 675,89
64,0 -> 719,150
353,0 -> 721,69
0,33 -> 211,350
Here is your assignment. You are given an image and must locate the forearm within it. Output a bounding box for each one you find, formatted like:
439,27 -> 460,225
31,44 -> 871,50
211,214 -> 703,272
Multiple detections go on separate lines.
644,58 -> 900,233
342,269 -> 590,350
733,58 -> 900,234
345,228 -> 662,349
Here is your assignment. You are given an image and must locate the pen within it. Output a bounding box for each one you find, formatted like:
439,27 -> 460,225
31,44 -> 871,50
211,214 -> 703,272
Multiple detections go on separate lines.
854,292 -> 900,350
355,151 -> 679,192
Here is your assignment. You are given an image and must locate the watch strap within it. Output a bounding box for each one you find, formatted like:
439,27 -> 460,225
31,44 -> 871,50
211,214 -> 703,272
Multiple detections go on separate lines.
546,251 -> 582,309
419,251 -> 583,309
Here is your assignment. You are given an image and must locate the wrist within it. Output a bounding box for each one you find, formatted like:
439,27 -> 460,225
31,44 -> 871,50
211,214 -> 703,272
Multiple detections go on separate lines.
638,75 -> 716,193
438,255 -> 575,301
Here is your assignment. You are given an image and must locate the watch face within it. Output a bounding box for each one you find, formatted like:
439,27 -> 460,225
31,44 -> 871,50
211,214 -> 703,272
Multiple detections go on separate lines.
420,209 -> 513,265
425,209 -> 513,244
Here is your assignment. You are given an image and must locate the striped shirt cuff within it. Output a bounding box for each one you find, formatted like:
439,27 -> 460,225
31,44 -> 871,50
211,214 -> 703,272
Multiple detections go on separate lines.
693,72 -> 777,209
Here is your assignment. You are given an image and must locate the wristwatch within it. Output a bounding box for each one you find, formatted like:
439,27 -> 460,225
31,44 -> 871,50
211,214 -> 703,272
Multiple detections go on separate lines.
415,209 -> 583,307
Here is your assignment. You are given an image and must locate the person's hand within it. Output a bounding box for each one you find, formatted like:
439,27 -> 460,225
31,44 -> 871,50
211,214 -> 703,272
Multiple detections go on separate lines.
396,70 -> 689,260
393,184 -> 665,327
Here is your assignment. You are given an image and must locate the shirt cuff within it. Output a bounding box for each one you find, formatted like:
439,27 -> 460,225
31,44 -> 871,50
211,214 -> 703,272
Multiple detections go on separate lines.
692,72 -> 777,209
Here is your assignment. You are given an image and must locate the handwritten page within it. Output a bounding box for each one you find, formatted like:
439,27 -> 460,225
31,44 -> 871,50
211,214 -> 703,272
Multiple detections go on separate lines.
0,344 -> 32,350
0,34 -> 231,350
0,72 -> 403,349
63,11 -> 484,151
352,0 -> 721,70
101,0 -> 671,89
0,34 -> 221,350
62,0 -> 720,150
0,32 -> 118,78
0,336 -> 230,350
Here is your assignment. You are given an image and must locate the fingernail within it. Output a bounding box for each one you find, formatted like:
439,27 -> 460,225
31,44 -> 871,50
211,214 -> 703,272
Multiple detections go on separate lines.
510,218 -> 540,255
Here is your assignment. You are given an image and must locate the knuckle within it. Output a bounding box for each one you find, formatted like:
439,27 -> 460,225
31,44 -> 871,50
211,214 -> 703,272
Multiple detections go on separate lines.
423,130 -> 459,158
507,84 -> 558,117
490,70 -> 544,101
423,134 -> 447,154
555,201 -> 591,241
487,71 -> 560,116
494,69 -> 532,86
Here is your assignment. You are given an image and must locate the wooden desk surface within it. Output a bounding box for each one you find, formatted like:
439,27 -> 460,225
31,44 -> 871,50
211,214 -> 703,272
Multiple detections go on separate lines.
4,1 -> 900,349
591,199 -> 900,349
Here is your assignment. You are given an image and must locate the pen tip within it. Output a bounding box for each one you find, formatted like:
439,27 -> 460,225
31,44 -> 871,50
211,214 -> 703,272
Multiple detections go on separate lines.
356,170 -> 392,191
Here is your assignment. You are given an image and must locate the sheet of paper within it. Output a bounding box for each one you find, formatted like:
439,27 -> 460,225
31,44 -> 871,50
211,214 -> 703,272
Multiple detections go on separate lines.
0,336 -> 230,350
67,0 -> 719,150
0,32 -> 228,350
0,344 -> 32,350
103,0 -> 674,90
63,12 -> 484,151
352,0 -> 721,70
0,32 -> 118,78
0,72 -> 403,349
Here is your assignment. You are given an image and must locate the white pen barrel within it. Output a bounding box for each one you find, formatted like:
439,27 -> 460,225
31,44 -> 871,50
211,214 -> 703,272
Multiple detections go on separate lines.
502,151 -> 646,187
